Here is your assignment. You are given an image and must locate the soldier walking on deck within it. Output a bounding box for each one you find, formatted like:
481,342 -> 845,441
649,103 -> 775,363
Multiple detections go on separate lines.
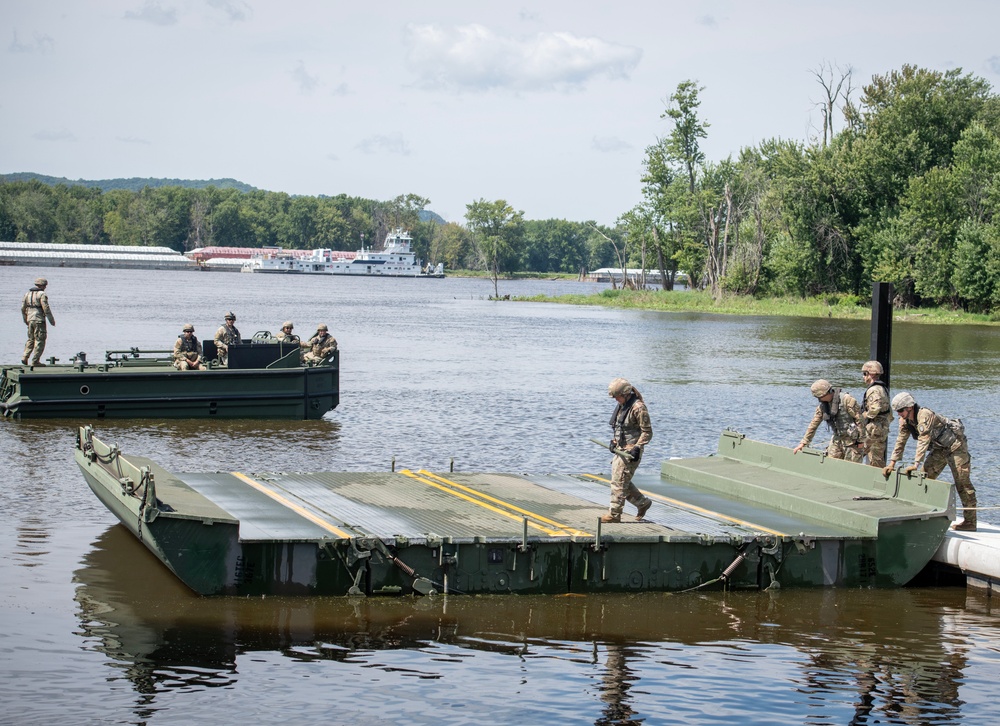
21,277 -> 55,366
883,392 -> 977,531
602,378 -> 653,523
792,380 -> 864,462
213,311 -> 241,365
860,361 -> 892,468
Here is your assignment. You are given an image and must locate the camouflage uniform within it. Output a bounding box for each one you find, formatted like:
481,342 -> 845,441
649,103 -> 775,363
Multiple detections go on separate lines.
607,381 -> 653,520
303,329 -> 337,365
861,381 -> 892,467
799,389 -> 864,462
21,279 -> 55,365
213,318 -> 241,364
173,328 -> 203,371
889,405 -> 977,529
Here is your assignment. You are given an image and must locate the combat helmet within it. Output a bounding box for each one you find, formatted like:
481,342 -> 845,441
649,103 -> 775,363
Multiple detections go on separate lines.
182,323 -> 194,332
862,360 -> 883,375
891,391 -> 915,411
34,277 -> 48,287
608,378 -> 633,397
810,379 -> 833,398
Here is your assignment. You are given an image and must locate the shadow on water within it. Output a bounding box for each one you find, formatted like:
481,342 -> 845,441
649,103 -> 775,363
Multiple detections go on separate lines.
75,524 -> 996,725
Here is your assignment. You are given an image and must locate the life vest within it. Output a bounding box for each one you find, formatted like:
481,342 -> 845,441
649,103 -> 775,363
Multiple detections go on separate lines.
820,389 -> 860,441
863,380 -> 890,417
610,394 -> 641,448
177,334 -> 200,354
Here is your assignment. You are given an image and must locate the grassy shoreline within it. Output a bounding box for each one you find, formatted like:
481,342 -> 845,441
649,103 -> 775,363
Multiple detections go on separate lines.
516,288 -> 998,325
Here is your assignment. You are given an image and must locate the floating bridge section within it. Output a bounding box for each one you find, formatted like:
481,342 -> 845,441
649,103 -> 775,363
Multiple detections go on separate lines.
75,428 -> 954,596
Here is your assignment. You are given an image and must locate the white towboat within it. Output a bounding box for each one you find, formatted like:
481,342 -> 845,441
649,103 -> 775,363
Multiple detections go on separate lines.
242,229 -> 444,277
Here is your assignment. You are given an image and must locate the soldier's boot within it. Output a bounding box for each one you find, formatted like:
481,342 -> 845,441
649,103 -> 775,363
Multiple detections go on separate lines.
600,513 -> 621,524
635,499 -> 652,520
953,490 -> 977,531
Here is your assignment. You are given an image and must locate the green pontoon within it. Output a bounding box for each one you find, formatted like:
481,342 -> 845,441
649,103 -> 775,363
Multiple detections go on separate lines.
74,427 -> 954,596
2,338 -> 338,420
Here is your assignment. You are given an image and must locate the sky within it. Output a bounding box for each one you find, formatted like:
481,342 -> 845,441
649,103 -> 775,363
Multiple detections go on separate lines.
3,1 -> 999,226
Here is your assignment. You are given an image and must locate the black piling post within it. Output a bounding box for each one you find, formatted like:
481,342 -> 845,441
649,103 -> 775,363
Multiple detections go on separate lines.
870,282 -> 893,389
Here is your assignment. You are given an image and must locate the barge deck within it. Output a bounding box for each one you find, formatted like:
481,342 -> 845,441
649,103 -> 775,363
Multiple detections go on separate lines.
75,427 -> 954,596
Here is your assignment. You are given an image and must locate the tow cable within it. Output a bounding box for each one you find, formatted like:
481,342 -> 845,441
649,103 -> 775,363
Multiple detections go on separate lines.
673,543 -> 755,594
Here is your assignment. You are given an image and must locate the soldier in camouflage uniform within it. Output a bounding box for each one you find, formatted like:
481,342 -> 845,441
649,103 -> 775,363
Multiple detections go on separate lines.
860,361 -> 892,468
302,324 -> 337,365
792,379 -> 864,462
173,323 -> 204,371
883,392 -> 977,531
276,321 -> 299,343
21,277 -> 56,366
213,311 -> 242,366
601,377 -> 653,523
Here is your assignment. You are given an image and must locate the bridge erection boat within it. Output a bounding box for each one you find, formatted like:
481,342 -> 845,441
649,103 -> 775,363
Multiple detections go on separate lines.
75,428 -> 953,596
2,338 -> 338,420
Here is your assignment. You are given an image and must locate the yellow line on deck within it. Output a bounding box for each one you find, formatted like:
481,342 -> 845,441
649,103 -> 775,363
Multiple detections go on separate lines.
400,470 -> 585,537
416,470 -> 591,537
579,474 -> 788,537
231,472 -> 352,539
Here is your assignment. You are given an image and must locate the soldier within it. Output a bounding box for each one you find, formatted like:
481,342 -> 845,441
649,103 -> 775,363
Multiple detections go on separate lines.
601,377 -> 653,524
173,323 -> 204,371
302,324 -> 337,365
792,379 -> 864,461
860,361 -> 892,467
21,277 -> 56,366
883,392 -> 977,531
213,311 -> 242,365
275,321 -> 299,343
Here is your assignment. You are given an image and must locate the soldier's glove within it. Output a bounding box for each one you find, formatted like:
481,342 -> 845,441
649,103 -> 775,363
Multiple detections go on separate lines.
627,447 -> 640,461
609,440 -> 617,452
902,465 -> 918,476
881,465 -> 895,478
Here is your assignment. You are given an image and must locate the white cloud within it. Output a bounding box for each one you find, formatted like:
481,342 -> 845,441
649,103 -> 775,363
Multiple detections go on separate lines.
404,23 -> 641,92
124,1 -> 178,26
355,135 -> 411,156
292,60 -> 319,94
592,136 -> 632,153
33,128 -> 76,141
207,0 -> 251,23
9,30 -> 54,53
988,56 -> 1000,75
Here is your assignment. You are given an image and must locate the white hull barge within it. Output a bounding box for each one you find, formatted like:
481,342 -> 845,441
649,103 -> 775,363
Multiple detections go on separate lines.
243,229 -> 444,277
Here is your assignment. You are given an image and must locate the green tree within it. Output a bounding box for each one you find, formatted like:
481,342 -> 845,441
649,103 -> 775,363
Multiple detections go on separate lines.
465,198 -> 525,298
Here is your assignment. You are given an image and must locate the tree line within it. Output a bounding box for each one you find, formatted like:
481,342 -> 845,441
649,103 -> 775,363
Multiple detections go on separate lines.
0,179 -> 620,277
631,64 -> 1000,312
4,63 -> 999,311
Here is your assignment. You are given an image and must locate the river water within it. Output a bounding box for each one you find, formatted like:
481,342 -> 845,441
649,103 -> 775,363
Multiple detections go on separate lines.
2,266 -> 1000,725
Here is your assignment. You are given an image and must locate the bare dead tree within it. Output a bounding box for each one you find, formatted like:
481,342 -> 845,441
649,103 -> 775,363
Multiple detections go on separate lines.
810,62 -> 854,147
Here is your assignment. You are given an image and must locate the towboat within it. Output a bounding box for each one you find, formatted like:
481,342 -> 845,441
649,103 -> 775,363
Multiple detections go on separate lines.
242,228 -> 444,277
74,427 -> 953,596
2,336 -> 338,420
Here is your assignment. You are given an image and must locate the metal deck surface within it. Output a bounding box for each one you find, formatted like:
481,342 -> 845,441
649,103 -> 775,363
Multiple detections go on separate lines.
178,466 -> 876,546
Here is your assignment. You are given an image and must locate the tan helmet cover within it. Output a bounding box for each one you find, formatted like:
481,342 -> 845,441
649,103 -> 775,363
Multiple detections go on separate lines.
810,379 -> 833,398
608,377 -> 633,397
34,277 -> 48,287
891,391 -> 916,411
862,360 -> 884,375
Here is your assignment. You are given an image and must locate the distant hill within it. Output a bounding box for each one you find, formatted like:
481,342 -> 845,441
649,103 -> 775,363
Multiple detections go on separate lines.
2,172 -> 450,223
0,172 -> 257,193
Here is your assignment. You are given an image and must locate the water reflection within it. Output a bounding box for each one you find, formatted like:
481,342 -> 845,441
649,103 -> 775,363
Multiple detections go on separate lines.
74,525 -> 994,724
